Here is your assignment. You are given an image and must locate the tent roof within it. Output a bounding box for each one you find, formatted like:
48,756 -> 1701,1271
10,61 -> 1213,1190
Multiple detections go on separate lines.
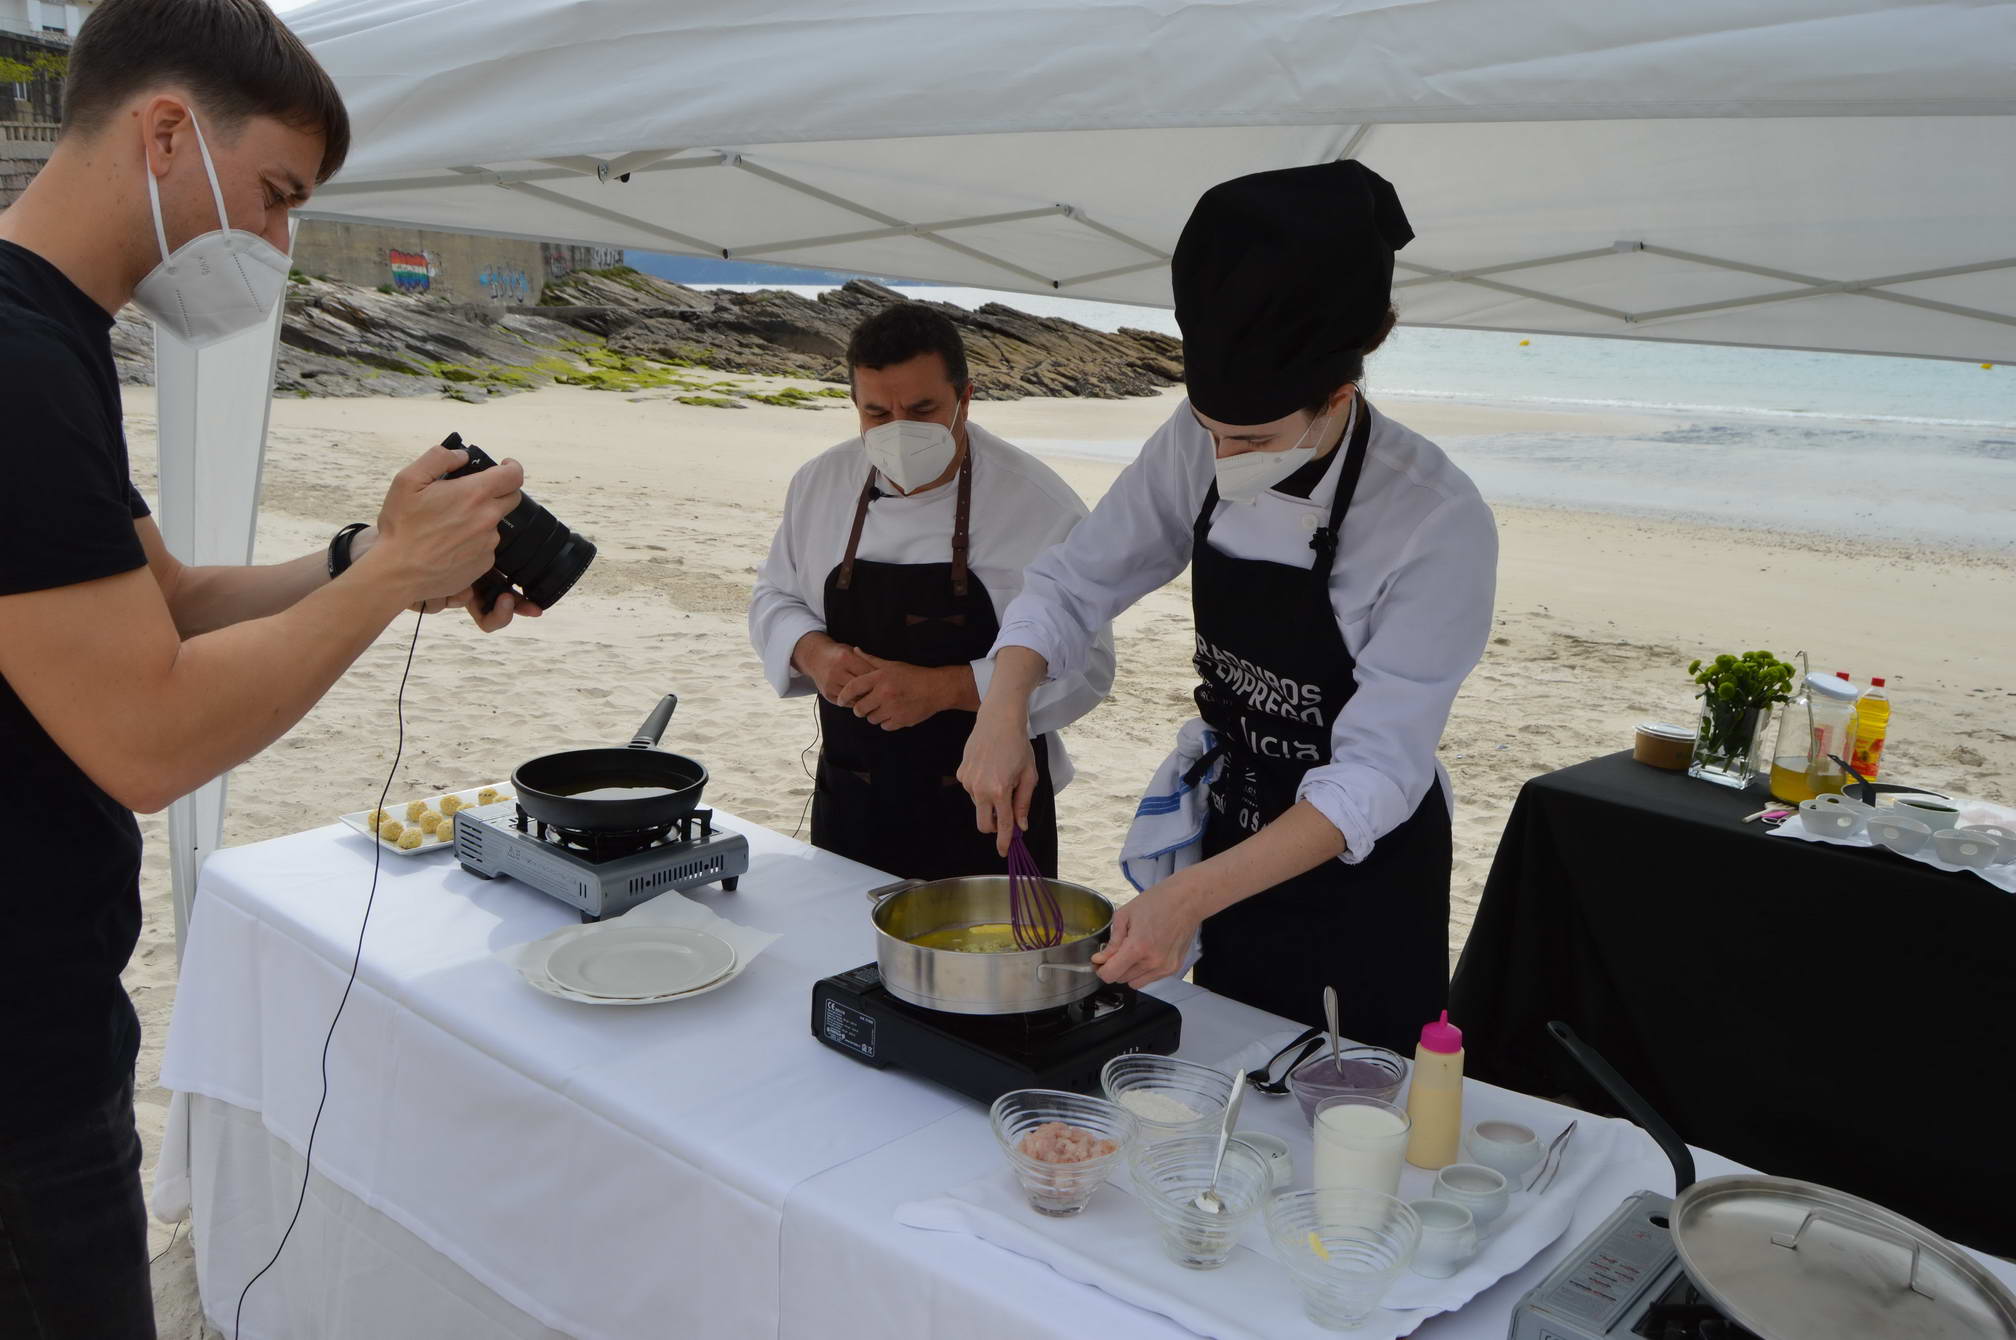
291,0 -> 2016,361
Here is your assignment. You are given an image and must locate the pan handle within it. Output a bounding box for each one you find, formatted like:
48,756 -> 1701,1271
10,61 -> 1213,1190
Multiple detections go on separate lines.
865,878 -> 926,906
630,695 -> 678,749
1548,1021 -> 1696,1195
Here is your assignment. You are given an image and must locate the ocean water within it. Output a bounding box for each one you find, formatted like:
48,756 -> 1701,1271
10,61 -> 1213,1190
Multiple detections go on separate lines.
705,284 -> 2016,549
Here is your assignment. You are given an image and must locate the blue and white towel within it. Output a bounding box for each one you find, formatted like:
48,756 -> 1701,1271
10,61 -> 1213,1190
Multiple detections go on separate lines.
1119,718 -> 1221,892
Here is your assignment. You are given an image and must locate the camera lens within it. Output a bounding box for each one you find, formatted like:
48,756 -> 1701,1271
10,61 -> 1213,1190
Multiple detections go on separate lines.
441,434 -> 596,610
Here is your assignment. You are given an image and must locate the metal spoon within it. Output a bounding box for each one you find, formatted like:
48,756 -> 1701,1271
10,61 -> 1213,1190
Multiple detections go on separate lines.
1194,1069 -> 1247,1215
1323,985 -> 1343,1071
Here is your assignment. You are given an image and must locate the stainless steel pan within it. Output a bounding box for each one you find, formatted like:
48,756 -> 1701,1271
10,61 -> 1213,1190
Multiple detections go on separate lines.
1551,1021 -> 2016,1339
866,875 -> 1114,1016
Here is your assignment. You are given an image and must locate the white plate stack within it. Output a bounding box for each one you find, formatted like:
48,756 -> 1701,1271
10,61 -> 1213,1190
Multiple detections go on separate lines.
526,926 -> 740,1006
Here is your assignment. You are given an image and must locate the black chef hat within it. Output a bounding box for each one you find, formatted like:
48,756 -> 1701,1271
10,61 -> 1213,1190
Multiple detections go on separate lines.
1173,160 -> 1413,425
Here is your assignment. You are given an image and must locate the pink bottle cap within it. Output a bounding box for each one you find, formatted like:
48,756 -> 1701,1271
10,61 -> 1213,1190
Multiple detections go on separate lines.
1419,1010 -> 1463,1054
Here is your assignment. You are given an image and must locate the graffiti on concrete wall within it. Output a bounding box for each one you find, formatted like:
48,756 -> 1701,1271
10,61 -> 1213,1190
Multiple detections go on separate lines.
476,265 -> 531,303
386,248 -> 440,293
540,242 -> 625,279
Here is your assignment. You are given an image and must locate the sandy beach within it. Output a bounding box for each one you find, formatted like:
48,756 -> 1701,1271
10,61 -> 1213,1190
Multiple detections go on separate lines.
124,379 -> 2016,1333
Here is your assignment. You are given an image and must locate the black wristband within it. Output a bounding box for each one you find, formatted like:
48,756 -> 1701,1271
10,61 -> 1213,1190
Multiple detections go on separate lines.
327,522 -> 369,580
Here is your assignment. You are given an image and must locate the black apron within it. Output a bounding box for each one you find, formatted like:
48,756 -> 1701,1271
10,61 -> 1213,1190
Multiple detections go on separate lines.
812,449 -> 1059,881
1188,404 -> 1452,1054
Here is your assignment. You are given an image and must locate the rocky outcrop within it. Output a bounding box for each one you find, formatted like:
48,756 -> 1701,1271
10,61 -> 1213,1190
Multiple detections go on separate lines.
539,273 -> 1183,400
108,268 -> 1183,403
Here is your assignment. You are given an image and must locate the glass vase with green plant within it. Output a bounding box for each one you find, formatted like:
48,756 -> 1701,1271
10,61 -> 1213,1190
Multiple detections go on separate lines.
1686,650 -> 1796,788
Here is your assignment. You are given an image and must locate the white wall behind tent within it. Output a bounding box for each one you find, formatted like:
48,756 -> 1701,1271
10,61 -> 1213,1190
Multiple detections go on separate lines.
161,0 -> 2016,945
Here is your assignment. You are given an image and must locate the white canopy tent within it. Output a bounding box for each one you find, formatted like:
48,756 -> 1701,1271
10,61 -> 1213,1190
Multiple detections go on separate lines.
161,0 -> 2016,939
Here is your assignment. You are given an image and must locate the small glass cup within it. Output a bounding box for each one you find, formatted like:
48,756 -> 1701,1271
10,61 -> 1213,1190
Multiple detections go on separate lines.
1100,1053 -> 1233,1140
1286,1046 -> 1410,1123
1265,1188 -> 1422,1330
1128,1135 -> 1272,1269
990,1088 -> 1139,1217
1312,1095 -> 1412,1197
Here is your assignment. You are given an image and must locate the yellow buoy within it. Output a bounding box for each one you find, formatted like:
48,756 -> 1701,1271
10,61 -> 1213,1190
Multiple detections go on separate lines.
1519,339 -> 1531,347
1983,363 -> 1995,370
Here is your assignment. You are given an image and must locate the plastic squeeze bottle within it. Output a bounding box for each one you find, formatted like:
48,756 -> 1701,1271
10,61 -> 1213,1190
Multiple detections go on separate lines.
1404,1010 -> 1465,1170
1851,677 -> 1891,781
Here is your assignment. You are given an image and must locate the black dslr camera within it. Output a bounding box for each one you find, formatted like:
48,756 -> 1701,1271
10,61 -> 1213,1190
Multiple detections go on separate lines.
441,432 -> 596,614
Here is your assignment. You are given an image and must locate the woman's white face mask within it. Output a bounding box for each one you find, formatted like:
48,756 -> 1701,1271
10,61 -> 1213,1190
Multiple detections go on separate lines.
130,111 -> 292,348
1214,405 -> 1337,503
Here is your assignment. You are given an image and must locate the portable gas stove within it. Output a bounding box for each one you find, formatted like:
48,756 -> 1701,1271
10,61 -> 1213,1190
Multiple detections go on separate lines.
811,963 -> 1181,1105
453,799 -> 749,920
1511,1191 -> 1758,1340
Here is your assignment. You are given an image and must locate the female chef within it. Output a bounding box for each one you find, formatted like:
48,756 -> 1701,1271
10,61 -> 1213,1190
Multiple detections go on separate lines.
957,161 -> 1497,1050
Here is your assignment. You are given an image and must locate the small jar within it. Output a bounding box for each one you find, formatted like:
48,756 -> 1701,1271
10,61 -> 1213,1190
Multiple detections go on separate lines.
1633,721 -> 1696,771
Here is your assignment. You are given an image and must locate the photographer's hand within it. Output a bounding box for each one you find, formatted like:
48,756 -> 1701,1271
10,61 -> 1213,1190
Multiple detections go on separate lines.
355,443 -> 524,612
347,528 -> 544,632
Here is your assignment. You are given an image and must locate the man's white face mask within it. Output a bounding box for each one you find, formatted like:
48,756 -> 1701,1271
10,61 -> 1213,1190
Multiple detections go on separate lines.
863,402 -> 964,494
131,110 -> 292,348
1214,404 -> 1339,503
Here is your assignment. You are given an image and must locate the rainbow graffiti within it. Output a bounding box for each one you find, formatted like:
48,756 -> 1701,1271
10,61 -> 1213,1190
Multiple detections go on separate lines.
387,249 -> 435,293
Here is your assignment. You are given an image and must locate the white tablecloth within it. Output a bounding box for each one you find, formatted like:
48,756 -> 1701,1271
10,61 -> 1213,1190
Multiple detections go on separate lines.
160,816 -> 2016,1339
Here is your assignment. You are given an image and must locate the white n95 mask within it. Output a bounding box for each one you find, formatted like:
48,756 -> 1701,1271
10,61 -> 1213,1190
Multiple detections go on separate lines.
863,409 -> 962,494
131,111 -> 292,348
1214,406 -> 1336,503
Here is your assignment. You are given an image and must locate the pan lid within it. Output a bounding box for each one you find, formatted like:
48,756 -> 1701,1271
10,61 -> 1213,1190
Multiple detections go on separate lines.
1673,1175 -> 2016,1339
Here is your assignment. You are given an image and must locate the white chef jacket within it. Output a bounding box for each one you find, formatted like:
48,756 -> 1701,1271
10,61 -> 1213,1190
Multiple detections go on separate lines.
993,401 -> 1497,863
749,422 -> 1116,789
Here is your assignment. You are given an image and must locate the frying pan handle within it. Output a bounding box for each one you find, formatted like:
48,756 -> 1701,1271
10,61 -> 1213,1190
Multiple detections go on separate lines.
1548,1021 -> 1696,1194
630,695 -> 678,749
865,878 -> 925,906
1826,756 -> 1948,803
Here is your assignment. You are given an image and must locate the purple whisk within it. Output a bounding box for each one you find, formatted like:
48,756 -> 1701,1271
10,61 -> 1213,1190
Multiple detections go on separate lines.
1006,825 -> 1064,950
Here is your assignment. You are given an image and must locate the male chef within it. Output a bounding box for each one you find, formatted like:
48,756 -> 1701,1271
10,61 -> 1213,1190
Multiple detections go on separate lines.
749,302 -> 1114,877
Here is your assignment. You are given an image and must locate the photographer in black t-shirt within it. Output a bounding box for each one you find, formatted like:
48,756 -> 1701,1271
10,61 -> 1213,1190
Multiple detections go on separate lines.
0,3 -> 542,1334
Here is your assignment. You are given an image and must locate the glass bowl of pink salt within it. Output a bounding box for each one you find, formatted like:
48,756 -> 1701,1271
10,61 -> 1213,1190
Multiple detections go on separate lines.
990,1089 -> 1140,1217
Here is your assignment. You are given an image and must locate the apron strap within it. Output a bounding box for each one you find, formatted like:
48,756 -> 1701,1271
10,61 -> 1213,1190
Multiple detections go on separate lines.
834,471 -> 881,592
836,447 -> 976,594
951,445 -> 973,597
1191,479 -> 1221,542
1308,398 -> 1374,585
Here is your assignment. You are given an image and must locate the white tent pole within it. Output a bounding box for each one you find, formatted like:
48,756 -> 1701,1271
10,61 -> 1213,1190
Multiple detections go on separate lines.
495,177 -> 726,254
1332,122 -> 1377,160
731,157 -> 1059,286
1059,209 -> 1168,261
1055,258 -> 1167,289
1394,259 -> 1632,322
729,205 -> 1071,259
314,153 -> 729,199
159,222 -> 293,958
1393,247 -> 1637,288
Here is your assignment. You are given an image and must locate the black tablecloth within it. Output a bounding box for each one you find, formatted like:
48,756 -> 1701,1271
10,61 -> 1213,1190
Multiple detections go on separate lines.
1449,751 -> 2016,1255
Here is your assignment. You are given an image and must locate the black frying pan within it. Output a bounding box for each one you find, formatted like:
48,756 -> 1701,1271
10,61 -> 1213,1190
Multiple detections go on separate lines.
514,694 -> 709,832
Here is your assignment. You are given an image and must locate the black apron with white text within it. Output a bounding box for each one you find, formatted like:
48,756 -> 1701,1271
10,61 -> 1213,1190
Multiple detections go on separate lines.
1189,405 -> 1451,1052
813,452 -> 1059,880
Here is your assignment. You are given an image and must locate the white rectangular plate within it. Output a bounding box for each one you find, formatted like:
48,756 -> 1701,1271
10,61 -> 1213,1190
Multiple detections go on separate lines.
338,783 -> 514,856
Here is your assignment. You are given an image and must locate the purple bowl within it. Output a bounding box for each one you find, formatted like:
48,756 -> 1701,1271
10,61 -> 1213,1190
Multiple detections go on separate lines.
1288,1046 -> 1409,1124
